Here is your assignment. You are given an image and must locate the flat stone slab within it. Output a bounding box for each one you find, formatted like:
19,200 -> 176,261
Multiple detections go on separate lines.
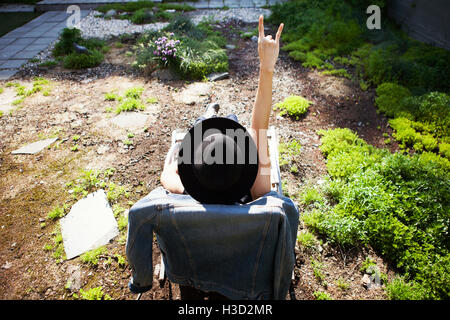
0,69 -> 18,80
60,190 -> 119,260
0,86 -> 18,114
11,137 -> 58,154
110,112 -> 149,129
172,82 -> 211,105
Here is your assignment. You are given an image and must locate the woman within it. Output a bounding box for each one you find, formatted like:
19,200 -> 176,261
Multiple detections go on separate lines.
161,15 -> 284,202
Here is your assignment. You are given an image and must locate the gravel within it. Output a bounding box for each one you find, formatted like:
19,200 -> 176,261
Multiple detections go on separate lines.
77,8 -> 271,40
79,11 -> 169,39
186,8 -> 271,25
17,8 -> 271,76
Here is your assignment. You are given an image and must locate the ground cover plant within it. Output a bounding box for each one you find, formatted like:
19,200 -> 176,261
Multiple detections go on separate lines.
5,77 -> 52,108
269,1 -> 449,299
375,84 -> 449,158
311,128 -> 449,299
274,95 -> 312,120
268,0 -> 450,92
104,86 -> 149,114
135,16 -> 228,79
52,28 -> 108,69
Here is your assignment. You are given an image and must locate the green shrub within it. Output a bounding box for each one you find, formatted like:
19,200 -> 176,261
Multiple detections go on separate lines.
317,128 -> 450,299
321,68 -> 351,79
299,186 -> 323,206
52,27 -> 81,57
136,16 -> 228,80
53,28 -> 106,69
131,8 -> 155,24
375,83 -> 412,117
386,276 -> 426,300
439,142 -> 450,159
63,49 -> 104,69
275,95 -> 312,120
269,0 -> 450,91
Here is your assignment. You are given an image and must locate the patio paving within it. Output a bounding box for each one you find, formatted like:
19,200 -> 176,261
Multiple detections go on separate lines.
0,10 -> 90,80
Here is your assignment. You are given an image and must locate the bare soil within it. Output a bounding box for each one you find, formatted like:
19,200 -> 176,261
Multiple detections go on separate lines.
0,19 -> 399,300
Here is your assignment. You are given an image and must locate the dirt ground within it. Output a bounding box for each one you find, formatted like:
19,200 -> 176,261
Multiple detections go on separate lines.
0,19 -> 399,300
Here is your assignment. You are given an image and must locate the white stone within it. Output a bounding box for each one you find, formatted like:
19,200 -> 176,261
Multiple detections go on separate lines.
11,137 -> 58,155
60,190 -> 119,260
172,82 -> 211,105
110,112 -> 149,129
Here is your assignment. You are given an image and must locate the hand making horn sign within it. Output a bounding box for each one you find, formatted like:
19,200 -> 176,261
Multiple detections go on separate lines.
258,15 -> 284,73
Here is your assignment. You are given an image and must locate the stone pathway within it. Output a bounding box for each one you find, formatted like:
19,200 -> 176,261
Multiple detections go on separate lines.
0,10 -> 90,80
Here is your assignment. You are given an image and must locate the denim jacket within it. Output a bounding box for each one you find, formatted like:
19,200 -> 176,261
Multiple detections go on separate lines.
126,187 -> 299,300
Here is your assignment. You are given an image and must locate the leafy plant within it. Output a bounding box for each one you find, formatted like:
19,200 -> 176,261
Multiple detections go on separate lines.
269,0 -> 450,91
124,87 -> 144,99
80,246 -> 107,266
313,290 -> 332,300
76,287 -> 112,300
135,16 -> 228,80
335,278 -> 350,291
63,49 -> 104,69
385,276 -> 426,300
297,231 -> 318,251
53,28 -> 106,69
274,95 -> 312,120
115,98 -> 145,114
317,128 -> 450,299
47,205 -> 66,220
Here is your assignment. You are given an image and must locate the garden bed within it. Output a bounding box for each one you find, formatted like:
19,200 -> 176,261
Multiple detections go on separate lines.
0,4 -> 447,300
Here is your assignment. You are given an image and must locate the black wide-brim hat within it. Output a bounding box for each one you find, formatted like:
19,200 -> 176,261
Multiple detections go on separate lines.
178,117 -> 259,204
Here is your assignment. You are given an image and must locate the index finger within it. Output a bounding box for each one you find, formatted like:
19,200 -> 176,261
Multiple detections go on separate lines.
258,15 -> 265,39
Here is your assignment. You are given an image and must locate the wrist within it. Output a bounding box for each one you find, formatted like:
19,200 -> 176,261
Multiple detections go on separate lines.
259,65 -> 274,74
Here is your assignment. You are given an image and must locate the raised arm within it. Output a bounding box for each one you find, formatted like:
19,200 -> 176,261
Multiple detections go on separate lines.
249,15 -> 284,200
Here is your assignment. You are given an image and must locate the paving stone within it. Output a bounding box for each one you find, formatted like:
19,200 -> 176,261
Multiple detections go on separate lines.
0,44 -> 28,57
11,137 -> 58,154
110,112 -> 150,129
209,0 -> 224,9
13,50 -> 41,59
0,50 -> 15,60
0,59 -> 28,69
10,37 -> 36,46
0,4 -> 35,12
35,22 -> 60,33
0,38 -> 16,46
60,190 -> 119,260
0,69 -> 18,80
26,43 -> 51,52
224,0 -> 242,8
0,86 -> 18,112
32,37 -> 59,45
172,82 -> 211,105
